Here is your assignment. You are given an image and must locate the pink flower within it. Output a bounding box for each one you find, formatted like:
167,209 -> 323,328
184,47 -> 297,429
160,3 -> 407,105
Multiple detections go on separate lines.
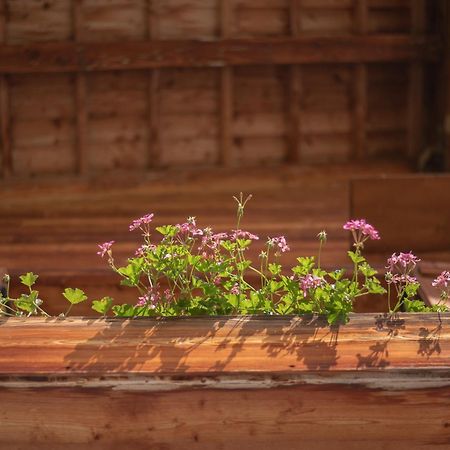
387,274 -> 418,285
129,213 -> 154,231
97,241 -> 114,258
176,217 -> 204,237
230,283 -> 240,295
163,289 -> 174,302
135,244 -> 156,257
386,252 -> 421,273
136,289 -> 160,308
231,229 -> 259,241
343,219 -> 380,241
432,271 -> 450,289
267,236 -> 290,253
299,274 -> 324,297
200,232 -> 228,252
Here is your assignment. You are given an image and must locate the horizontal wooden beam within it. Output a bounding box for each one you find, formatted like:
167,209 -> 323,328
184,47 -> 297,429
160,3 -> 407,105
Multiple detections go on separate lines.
0,35 -> 441,74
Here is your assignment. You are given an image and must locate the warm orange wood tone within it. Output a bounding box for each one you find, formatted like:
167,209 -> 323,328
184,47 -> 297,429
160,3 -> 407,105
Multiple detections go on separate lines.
0,314 -> 449,449
0,164 -> 411,315
350,175 -> 450,256
0,0 -> 441,177
0,36 -> 440,74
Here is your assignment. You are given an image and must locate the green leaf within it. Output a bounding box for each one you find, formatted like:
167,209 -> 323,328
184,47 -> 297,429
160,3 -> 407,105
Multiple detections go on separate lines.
92,296 -> 113,315
15,291 -> 39,313
156,225 -> 178,238
63,288 -> 87,305
112,304 -> 152,317
117,259 -> 143,286
19,272 -> 38,288
365,278 -> 387,295
359,262 -> 377,277
268,263 -> 282,276
347,251 -> 365,264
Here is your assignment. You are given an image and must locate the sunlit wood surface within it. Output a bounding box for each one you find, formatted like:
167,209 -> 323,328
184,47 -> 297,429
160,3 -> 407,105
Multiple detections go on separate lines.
0,314 -> 449,449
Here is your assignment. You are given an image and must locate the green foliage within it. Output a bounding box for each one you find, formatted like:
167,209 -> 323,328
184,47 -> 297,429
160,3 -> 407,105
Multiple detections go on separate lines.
63,288 -> 87,305
19,272 -> 38,288
92,297 -> 113,315
2,195 -> 448,323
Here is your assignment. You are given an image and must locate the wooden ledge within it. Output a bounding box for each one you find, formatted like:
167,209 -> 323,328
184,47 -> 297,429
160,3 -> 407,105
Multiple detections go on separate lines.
0,35 -> 441,74
0,314 -> 449,391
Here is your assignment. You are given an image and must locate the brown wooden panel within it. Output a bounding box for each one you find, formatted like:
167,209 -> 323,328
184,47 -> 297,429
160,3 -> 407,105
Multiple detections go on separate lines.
0,382 -> 449,449
0,35 -> 440,74
5,0 -> 72,44
0,314 -> 449,374
350,175 -> 450,254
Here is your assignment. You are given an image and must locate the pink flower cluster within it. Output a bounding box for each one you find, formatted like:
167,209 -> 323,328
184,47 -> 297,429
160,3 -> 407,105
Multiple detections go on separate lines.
176,217 -> 204,237
97,241 -> 114,258
343,219 -> 380,241
200,231 -> 228,253
230,283 -> 240,295
136,288 -> 174,308
135,243 -> 157,257
432,271 -> 450,290
231,229 -> 259,241
267,236 -> 290,254
385,252 -> 420,286
386,252 -> 421,273
299,274 -> 324,297
129,213 -> 154,231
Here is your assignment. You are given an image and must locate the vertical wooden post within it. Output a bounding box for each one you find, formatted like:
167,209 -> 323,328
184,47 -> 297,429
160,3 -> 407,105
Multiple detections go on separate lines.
73,0 -> 88,175
442,0 -> 450,171
353,0 -> 368,161
287,0 -> 301,163
219,0 -> 233,167
407,0 -> 425,163
147,0 -> 160,169
0,0 -> 12,177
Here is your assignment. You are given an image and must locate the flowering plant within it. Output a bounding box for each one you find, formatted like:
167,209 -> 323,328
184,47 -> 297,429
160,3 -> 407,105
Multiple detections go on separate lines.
0,194 -> 448,323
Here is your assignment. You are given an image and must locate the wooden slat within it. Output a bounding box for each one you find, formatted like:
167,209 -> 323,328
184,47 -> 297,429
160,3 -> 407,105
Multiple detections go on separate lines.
350,174 -> 450,254
73,0 -> 87,175
287,0 -> 301,163
1,380 -> 450,449
352,0 -> 368,161
0,0 -> 11,177
0,74 -> 10,177
147,0 -> 160,169
407,0 -> 426,161
219,0 -> 233,167
0,314 -> 449,376
0,35 -> 440,74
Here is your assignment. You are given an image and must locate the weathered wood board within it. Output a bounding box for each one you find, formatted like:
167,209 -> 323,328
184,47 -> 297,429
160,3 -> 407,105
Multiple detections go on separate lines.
0,314 -> 449,449
350,175 -> 450,255
0,0 -> 440,177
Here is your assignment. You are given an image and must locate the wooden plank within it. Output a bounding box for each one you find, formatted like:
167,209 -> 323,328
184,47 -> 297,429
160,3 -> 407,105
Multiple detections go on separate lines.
74,74 -> 87,174
407,0 -> 426,162
287,0 -> 301,163
0,382 -> 450,450
0,0 -> 11,177
147,0 -> 160,169
0,74 -> 10,177
219,0 -> 233,167
73,0 -> 88,175
0,35 -> 441,74
0,314 -> 449,376
350,175 -> 450,254
353,0 -> 368,160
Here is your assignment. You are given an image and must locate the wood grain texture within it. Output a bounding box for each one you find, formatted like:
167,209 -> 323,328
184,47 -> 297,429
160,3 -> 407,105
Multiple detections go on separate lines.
0,313 -> 449,379
350,175 -> 450,254
0,314 -> 449,449
0,35 -> 440,74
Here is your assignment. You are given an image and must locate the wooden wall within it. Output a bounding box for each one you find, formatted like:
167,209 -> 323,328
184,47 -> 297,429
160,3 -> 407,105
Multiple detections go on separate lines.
0,1 -> 442,179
